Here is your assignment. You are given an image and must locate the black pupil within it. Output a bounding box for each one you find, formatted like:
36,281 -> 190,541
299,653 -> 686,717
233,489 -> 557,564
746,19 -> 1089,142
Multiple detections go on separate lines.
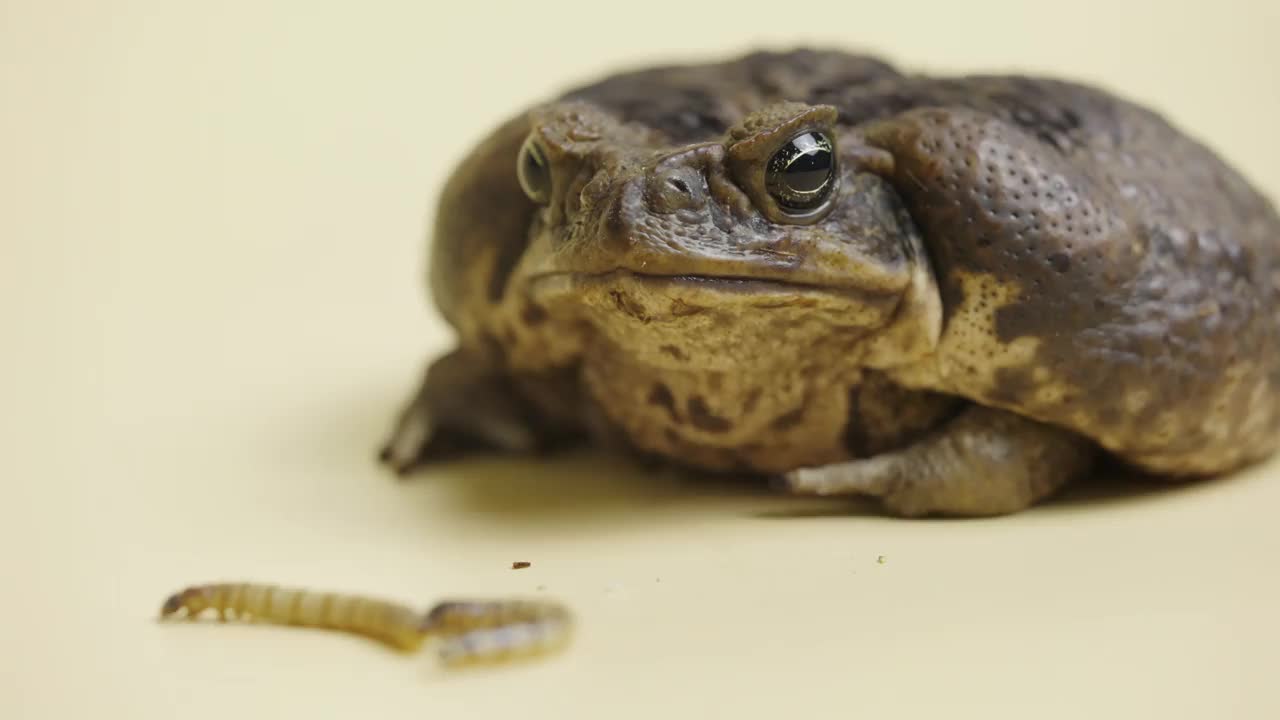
767,131 -> 834,211
782,137 -> 832,191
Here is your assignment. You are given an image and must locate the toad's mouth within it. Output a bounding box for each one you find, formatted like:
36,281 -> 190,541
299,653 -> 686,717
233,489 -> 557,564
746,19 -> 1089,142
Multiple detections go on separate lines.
526,269 -> 899,304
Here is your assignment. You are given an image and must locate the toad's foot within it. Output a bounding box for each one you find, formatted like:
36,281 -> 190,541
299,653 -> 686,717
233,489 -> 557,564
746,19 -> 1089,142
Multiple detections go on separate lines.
379,348 -> 545,476
781,405 -> 1095,517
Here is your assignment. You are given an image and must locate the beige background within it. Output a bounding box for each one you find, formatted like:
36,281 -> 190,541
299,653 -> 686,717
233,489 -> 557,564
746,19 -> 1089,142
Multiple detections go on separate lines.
4,1 -> 1279,717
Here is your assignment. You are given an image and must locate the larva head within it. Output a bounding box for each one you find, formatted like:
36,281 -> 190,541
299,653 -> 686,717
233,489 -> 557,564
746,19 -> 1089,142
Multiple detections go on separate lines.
158,586 -> 213,619
159,593 -> 185,617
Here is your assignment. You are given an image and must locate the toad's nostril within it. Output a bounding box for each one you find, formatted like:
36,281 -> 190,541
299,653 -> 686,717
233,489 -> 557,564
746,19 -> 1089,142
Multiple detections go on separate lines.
649,169 -> 705,213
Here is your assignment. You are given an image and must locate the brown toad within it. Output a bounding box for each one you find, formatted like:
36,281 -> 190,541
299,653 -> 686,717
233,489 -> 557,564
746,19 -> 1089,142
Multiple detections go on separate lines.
380,49 -> 1280,517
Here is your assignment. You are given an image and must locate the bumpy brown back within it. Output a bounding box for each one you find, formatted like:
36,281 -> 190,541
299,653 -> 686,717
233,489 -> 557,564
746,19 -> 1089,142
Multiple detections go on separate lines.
838,77 -> 1280,474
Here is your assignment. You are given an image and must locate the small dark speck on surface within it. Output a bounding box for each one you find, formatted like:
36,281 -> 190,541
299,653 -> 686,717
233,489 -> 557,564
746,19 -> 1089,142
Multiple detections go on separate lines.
512,561 -> 532,569
877,555 -> 886,564
536,585 -> 546,592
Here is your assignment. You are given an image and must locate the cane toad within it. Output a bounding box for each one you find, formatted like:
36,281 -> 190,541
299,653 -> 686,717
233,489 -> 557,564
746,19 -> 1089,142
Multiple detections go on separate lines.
380,49 -> 1280,517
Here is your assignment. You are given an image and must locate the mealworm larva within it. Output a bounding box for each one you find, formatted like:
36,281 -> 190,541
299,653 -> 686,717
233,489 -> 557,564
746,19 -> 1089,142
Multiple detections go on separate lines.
159,583 -> 573,667
159,582 -> 427,651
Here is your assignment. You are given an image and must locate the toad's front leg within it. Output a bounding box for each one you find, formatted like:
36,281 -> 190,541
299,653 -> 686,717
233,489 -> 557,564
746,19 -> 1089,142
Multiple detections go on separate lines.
781,405 -> 1095,517
379,348 -> 556,475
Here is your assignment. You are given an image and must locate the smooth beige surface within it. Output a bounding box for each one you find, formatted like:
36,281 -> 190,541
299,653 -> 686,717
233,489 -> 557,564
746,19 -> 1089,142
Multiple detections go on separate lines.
4,1 -> 1279,717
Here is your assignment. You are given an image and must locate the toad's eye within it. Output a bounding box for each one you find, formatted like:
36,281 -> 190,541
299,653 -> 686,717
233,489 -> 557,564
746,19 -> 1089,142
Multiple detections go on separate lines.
517,136 -> 552,205
765,131 -> 835,213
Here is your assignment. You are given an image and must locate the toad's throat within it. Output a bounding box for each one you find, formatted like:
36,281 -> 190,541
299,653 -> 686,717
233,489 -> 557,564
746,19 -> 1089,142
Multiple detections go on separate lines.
522,268 -> 907,367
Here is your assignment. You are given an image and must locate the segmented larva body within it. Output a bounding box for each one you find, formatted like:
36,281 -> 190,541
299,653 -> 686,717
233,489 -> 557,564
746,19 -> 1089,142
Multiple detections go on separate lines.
159,583 -> 572,667
160,583 -> 427,651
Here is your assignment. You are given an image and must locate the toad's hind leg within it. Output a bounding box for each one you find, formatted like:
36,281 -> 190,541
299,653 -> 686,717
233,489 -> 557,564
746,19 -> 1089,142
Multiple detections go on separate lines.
782,405 -> 1095,517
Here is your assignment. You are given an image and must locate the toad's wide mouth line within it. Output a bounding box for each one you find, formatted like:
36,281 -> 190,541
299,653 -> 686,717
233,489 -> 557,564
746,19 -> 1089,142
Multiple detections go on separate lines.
527,269 -> 897,301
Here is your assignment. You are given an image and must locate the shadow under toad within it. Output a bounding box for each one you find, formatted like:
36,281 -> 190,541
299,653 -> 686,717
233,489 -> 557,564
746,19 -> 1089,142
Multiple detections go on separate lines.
319,378 -> 795,530
395,450 -> 790,527
325,378 -> 1245,529
384,440 -> 1226,527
